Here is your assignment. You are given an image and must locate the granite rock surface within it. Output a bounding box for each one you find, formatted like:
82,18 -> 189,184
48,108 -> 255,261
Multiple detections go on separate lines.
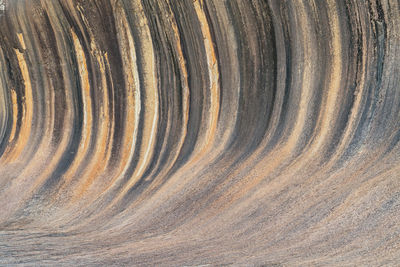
0,0 -> 399,265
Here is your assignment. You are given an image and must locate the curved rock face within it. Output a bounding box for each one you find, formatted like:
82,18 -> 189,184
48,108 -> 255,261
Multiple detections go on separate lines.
0,0 -> 399,265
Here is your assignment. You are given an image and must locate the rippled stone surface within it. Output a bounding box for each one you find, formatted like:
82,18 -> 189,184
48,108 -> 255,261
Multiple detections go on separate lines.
0,0 -> 399,265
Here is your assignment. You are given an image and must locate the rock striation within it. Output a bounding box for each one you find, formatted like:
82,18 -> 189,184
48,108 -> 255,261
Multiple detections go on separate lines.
0,0 -> 399,265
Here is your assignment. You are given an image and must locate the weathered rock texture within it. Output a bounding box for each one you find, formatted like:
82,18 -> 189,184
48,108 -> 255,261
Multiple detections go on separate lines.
0,0 -> 399,265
